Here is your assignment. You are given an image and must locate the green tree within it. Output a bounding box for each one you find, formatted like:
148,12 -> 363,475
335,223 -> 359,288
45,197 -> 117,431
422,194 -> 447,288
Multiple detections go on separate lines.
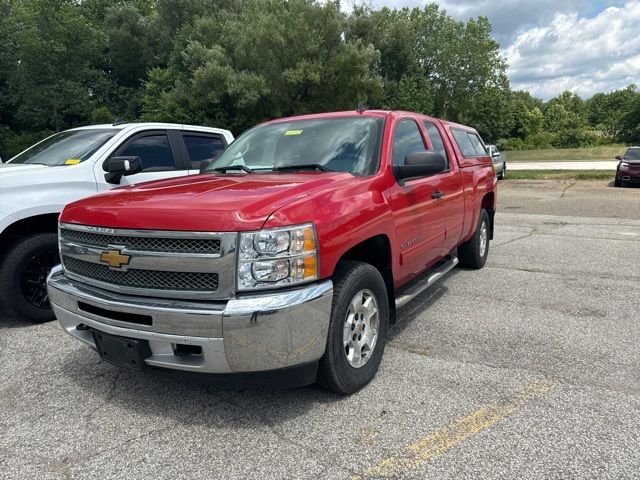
142,0 -> 382,132
4,0 -> 106,132
543,103 -> 570,132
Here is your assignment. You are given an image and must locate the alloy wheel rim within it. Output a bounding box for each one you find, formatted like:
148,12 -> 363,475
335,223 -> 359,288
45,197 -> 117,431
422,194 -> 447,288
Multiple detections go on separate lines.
20,250 -> 59,309
343,289 -> 379,368
479,221 -> 488,258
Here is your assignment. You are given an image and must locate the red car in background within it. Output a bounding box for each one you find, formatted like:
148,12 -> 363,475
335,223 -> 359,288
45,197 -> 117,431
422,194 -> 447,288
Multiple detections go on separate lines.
615,147 -> 640,187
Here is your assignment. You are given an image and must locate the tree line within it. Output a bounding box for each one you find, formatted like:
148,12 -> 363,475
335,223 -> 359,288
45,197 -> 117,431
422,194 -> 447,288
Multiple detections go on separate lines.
1,0 -> 639,159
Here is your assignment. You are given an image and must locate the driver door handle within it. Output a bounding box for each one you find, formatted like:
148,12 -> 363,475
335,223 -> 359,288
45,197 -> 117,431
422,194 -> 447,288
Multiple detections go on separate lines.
432,190 -> 444,199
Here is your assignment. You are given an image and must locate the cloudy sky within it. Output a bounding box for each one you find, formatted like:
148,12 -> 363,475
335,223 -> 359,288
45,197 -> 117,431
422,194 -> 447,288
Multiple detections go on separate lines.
362,0 -> 640,100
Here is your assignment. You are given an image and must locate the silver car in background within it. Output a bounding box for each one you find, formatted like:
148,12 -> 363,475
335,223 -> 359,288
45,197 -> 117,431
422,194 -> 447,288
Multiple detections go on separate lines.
487,144 -> 506,179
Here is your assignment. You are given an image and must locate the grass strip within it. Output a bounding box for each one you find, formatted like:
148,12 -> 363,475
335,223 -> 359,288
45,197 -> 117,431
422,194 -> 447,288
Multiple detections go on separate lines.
506,170 -> 616,180
507,145 -> 625,162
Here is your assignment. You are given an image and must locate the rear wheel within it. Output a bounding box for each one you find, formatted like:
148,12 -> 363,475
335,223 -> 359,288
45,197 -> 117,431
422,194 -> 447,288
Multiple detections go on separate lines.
0,233 -> 59,322
317,261 -> 389,394
458,209 -> 490,269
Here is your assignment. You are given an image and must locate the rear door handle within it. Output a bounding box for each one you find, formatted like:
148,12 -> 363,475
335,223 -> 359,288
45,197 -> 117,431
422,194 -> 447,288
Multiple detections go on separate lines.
432,190 -> 444,199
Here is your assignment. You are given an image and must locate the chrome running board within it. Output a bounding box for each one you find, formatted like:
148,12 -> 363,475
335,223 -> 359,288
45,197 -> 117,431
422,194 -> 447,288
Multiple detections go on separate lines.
395,254 -> 459,309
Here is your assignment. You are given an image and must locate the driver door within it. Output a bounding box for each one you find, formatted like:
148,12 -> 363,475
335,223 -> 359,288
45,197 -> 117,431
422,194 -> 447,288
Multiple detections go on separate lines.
385,118 -> 446,284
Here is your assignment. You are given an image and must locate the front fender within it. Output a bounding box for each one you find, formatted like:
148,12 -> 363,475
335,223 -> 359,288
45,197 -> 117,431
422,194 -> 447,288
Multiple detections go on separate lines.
263,176 -> 394,279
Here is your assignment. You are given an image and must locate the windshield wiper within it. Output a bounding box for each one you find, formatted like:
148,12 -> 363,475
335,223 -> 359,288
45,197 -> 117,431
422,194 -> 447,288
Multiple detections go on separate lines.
271,163 -> 334,173
211,165 -> 254,174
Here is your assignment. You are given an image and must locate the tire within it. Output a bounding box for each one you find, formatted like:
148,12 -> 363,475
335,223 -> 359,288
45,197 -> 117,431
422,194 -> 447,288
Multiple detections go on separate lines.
317,261 -> 389,394
458,209 -> 490,269
500,163 -> 506,180
614,178 -> 622,187
0,233 -> 59,323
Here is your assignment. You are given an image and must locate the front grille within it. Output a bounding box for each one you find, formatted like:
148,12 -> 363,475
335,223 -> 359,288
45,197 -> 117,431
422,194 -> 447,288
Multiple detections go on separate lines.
60,228 -> 220,254
63,256 -> 219,292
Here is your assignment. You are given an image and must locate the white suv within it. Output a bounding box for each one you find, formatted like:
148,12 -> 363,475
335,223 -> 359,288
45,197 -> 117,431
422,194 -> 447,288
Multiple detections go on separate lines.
0,122 -> 233,322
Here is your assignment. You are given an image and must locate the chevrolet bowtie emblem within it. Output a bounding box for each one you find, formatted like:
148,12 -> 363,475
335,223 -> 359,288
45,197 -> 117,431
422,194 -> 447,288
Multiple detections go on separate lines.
100,249 -> 131,269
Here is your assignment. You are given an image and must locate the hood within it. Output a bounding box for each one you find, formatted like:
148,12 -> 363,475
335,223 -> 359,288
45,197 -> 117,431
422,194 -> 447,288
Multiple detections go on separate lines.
0,163 -> 53,176
61,172 -> 354,231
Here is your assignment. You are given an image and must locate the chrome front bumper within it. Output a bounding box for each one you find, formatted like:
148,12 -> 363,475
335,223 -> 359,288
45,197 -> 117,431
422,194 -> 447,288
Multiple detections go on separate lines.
47,266 -> 333,374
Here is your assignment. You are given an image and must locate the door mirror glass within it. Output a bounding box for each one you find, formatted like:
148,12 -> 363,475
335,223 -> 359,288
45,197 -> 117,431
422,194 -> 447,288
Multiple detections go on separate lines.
103,156 -> 143,184
394,151 -> 447,181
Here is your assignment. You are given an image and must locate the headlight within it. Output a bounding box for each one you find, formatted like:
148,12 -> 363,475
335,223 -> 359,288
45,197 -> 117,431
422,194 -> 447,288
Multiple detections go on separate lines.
237,224 -> 318,290
619,162 -> 629,171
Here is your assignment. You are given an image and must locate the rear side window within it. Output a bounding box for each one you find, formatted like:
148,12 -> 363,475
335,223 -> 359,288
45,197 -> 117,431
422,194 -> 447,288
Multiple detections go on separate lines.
452,129 -> 486,158
392,120 -> 425,166
118,134 -> 176,170
467,133 -> 487,156
423,121 -> 449,168
184,134 -> 225,168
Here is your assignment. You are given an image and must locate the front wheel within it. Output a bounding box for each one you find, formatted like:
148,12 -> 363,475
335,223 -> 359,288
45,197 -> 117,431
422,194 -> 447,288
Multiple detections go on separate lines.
458,209 -> 490,269
614,178 -> 622,187
0,233 -> 59,322
317,261 -> 389,394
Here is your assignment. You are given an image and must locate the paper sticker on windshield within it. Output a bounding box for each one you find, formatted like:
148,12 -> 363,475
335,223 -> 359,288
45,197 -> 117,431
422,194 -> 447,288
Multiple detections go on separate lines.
64,158 -> 81,165
285,129 -> 303,136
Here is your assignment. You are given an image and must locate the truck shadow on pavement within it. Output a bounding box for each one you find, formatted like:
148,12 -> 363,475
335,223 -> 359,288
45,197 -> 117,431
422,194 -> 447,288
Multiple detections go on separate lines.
0,309 -> 34,329
388,280 -> 451,342
59,350 -> 347,429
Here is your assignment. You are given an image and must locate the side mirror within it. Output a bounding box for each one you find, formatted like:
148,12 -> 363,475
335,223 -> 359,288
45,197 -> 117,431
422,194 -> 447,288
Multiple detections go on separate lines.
615,155 -> 622,160
492,151 -> 501,158
394,151 -> 447,182
103,156 -> 143,184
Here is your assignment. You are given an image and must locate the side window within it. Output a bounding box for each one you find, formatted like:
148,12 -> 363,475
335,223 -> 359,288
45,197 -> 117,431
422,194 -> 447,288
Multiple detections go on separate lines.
451,129 -> 477,158
118,134 -> 176,170
423,121 -> 449,168
467,133 -> 487,156
183,134 -> 225,168
392,120 -> 425,166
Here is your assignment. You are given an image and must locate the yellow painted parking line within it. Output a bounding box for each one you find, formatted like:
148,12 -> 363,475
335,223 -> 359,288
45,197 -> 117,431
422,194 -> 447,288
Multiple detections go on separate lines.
354,379 -> 555,479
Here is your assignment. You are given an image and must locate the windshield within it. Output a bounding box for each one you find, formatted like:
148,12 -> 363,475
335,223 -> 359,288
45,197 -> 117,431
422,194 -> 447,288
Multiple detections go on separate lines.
9,129 -> 119,166
208,117 -> 383,175
624,148 -> 640,160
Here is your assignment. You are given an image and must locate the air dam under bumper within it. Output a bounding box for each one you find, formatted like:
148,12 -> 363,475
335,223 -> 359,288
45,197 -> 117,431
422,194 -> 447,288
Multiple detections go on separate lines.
47,266 -> 333,375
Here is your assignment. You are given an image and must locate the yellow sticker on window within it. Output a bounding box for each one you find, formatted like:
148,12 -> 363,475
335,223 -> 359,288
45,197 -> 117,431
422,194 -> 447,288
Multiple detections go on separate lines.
284,129 -> 303,136
64,158 -> 81,165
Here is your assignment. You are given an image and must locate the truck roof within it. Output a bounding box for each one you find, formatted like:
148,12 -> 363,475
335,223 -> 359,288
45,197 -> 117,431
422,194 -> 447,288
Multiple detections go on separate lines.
68,122 -> 233,137
261,110 -> 479,132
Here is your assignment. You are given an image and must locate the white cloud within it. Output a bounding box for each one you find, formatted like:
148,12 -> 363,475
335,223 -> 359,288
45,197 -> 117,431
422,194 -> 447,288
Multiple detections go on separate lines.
504,1 -> 640,98
350,0 -> 638,98
359,0 -> 597,39
436,0 -> 587,40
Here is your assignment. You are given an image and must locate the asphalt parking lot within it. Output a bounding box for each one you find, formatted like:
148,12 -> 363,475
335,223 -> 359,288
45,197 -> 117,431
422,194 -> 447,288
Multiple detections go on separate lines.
1,180 -> 639,479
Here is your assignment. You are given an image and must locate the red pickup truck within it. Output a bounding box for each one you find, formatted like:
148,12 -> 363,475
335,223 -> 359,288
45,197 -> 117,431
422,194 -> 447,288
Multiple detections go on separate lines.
47,110 -> 496,394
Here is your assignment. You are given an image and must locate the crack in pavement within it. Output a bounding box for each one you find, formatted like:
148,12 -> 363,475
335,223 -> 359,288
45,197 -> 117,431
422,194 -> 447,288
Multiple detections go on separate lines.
486,264 -> 640,283
208,391 -> 355,477
386,343 -> 640,399
492,227 -> 537,248
560,181 -> 576,198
